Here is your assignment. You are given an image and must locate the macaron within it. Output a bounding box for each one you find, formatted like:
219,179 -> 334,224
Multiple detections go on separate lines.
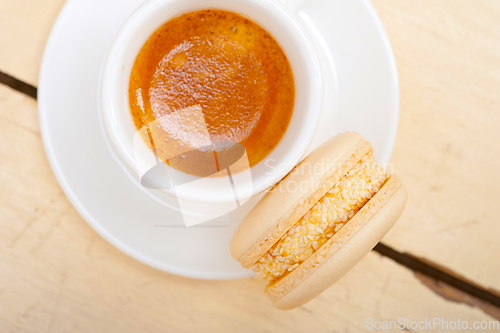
230,132 -> 407,309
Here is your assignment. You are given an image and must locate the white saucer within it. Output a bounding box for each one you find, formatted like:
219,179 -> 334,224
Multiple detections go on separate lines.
38,0 -> 399,280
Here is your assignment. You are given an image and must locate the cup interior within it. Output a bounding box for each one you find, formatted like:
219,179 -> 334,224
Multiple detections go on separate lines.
101,0 -> 323,203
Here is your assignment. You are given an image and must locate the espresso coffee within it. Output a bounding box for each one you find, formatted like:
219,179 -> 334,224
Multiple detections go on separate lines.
129,9 -> 294,176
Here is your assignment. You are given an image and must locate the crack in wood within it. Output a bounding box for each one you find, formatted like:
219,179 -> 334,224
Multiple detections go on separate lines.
374,243 -> 500,309
3,71 -> 500,316
0,71 -> 37,99
415,272 -> 500,320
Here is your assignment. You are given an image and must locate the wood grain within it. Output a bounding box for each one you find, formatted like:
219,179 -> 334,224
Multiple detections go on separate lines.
0,78 -> 496,333
0,0 -> 66,86
0,0 -> 498,290
371,0 -> 500,290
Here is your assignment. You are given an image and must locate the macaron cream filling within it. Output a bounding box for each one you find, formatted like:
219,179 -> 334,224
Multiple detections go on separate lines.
251,152 -> 388,282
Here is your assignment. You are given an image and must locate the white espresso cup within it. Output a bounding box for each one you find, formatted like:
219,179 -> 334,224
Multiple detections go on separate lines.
100,0 -> 323,208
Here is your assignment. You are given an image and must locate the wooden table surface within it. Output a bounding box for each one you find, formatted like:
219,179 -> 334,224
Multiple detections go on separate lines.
1,0 -> 499,332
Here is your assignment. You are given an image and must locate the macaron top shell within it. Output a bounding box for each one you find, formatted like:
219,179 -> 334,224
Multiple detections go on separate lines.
230,132 -> 372,268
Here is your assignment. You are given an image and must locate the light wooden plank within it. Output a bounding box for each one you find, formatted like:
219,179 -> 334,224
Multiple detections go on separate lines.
0,0 -> 66,86
1,0 -> 500,328
371,0 -> 500,291
0,0 -> 499,291
0,84 -> 497,332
